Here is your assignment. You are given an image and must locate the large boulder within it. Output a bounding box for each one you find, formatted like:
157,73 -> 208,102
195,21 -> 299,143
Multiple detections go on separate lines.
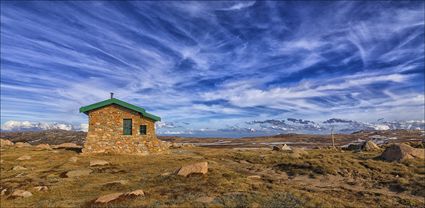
0,139 -> 14,147
15,142 -> 31,148
95,192 -> 124,203
95,189 -> 145,204
53,143 -> 82,149
90,159 -> 109,167
11,190 -> 32,198
36,144 -> 52,150
12,166 -> 27,171
177,162 -> 208,177
380,144 -> 425,162
33,186 -> 48,192
361,141 -> 381,151
125,189 -> 145,197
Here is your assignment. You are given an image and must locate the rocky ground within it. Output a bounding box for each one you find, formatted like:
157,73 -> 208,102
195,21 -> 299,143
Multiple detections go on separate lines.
0,138 -> 424,208
0,130 -> 86,146
161,129 -> 424,149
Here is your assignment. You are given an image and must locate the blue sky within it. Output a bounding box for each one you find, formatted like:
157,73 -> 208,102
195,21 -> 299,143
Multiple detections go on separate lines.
1,1 -> 424,136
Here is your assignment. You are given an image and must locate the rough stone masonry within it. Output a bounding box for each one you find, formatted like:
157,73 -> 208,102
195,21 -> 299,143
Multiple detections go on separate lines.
82,103 -> 166,155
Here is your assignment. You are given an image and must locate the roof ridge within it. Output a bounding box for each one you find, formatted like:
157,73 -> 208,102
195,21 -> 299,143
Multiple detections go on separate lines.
79,98 -> 160,121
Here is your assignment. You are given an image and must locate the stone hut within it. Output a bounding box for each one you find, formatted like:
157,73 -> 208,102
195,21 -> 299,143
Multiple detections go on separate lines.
79,95 -> 165,155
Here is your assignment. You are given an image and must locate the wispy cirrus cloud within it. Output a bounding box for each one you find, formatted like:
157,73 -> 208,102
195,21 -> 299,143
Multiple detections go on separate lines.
1,1 -> 423,136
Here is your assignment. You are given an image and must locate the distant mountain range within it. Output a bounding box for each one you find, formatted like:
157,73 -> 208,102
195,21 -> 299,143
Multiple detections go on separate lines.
1,119 -> 424,137
246,118 -> 425,134
1,121 -> 88,132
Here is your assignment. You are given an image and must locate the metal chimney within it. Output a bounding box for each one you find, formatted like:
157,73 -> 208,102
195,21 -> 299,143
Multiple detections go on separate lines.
110,92 -> 114,99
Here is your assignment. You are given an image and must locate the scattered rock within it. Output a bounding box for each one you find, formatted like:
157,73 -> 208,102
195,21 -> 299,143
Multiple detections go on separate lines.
94,189 -> 145,204
380,144 -> 425,162
272,145 -> 282,151
68,157 -> 78,163
15,173 -> 25,177
161,172 -> 171,176
1,189 -> 7,196
125,189 -> 145,197
90,159 -> 109,166
170,143 -> 183,149
95,192 -> 124,203
247,175 -> 262,180
33,186 -> 48,192
177,162 -> 208,177
273,144 -> 292,151
11,190 -> 32,198
12,166 -> 27,171
346,144 -> 362,151
53,143 -> 82,149
183,143 -> 195,148
196,196 -> 215,203
281,144 -> 292,151
17,155 -> 32,161
0,139 -> 14,147
169,142 -> 195,148
66,169 -> 92,177
36,144 -> 52,150
161,141 -> 172,148
238,160 -> 250,164
15,142 -> 31,148
361,141 -> 381,151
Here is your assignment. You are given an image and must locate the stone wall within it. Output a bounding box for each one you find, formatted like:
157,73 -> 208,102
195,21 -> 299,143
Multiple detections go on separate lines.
82,104 -> 166,155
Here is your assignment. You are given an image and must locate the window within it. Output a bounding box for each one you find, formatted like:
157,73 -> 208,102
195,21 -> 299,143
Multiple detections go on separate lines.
123,119 -> 132,135
140,125 -> 147,135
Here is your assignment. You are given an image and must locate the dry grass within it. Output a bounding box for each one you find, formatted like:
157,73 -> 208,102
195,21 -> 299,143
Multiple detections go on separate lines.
1,146 -> 424,208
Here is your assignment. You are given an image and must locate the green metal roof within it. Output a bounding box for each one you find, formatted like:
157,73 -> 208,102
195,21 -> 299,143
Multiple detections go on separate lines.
79,98 -> 161,121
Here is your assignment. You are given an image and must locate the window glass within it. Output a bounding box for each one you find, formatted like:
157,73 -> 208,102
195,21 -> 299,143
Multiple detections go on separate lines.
140,125 -> 147,135
123,119 -> 132,135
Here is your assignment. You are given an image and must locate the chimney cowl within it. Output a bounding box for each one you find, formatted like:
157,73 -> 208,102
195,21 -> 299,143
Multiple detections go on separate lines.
110,92 -> 114,99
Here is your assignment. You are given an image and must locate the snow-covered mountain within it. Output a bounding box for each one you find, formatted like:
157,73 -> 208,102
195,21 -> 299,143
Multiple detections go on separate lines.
244,118 -> 425,134
157,118 -> 425,137
1,121 -> 88,132
1,119 -> 424,136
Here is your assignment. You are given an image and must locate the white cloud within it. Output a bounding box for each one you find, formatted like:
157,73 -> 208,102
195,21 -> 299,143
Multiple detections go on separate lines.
220,1 -> 256,11
1,120 -> 87,132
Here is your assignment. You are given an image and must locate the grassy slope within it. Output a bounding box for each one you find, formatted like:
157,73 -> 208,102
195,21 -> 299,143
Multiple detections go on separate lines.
0,146 -> 424,208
